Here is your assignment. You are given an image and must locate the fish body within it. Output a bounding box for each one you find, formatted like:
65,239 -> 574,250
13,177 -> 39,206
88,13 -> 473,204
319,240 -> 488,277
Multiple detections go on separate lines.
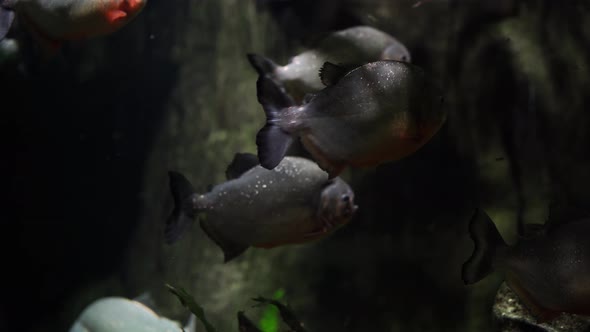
69,297 -> 189,332
463,209 -> 590,321
0,0 -> 145,46
256,60 -> 446,177
166,154 -> 357,262
248,26 -> 411,102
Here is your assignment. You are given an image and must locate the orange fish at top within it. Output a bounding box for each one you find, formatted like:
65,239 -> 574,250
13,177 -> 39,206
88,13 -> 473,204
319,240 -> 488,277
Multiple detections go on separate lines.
0,0 -> 146,50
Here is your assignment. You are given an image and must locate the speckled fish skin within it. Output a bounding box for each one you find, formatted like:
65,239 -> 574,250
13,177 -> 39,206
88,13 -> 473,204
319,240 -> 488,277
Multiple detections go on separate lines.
502,219 -> 590,316
258,60 -> 446,177
3,0 -> 145,42
463,210 -> 590,321
69,297 -> 186,332
166,156 -> 357,262
249,25 -> 411,102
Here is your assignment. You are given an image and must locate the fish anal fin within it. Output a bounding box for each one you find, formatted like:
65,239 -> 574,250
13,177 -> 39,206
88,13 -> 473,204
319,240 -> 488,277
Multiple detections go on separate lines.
506,275 -> 560,322
105,9 -> 127,24
199,219 -> 248,263
225,153 -> 260,180
319,62 -> 349,86
300,135 -> 345,178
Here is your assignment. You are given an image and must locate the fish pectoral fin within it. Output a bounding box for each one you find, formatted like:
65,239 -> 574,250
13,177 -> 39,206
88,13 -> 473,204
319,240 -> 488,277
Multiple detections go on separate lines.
105,9 -> 127,24
0,6 -> 15,40
319,62 -> 349,86
225,153 -> 260,180
506,276 -> 560,322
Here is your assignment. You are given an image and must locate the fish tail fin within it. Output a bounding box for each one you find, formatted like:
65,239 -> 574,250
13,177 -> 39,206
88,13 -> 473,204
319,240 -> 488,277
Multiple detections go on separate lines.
0,7 -> 15,40
166,171 -> 199,244
462,209 -> 508,284
247,53 -> 279,78
255,74 -> 295,169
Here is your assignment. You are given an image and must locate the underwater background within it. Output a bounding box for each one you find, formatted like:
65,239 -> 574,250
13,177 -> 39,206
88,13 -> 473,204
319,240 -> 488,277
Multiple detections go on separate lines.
2,0 -> 590,331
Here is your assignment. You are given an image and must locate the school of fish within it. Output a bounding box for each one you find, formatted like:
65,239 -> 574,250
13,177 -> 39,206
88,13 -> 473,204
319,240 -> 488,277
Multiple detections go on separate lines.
20,0 -> 584,327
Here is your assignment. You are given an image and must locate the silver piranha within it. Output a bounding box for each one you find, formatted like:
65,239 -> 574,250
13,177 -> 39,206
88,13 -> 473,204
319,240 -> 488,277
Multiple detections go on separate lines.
0,0 -> 146,51
248,25 -> 411,102
165,154 -> 357,262
463,208 -> 590,321
69,296 -> 195,332
254,60 -> 446,178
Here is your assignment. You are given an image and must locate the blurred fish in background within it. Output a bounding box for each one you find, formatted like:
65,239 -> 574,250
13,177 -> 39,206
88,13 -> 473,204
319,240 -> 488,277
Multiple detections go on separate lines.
0,0 -> 147,53
463,207 -> 590,321
69,295 -> 195,332
248,25 -> 411,103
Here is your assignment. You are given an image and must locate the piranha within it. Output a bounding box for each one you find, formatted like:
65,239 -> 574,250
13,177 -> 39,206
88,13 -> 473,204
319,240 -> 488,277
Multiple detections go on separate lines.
69,295 -> 195,332
166,153 -> 357,262
254,60 -> 446,178
463,208 -> 590,321
248,25 -> 411,102
0,0 -> 146,50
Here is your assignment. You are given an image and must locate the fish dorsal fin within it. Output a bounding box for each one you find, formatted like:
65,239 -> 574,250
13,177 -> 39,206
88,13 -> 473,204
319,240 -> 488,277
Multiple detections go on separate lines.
319,62 -> 350,86
225,153 -> 260,180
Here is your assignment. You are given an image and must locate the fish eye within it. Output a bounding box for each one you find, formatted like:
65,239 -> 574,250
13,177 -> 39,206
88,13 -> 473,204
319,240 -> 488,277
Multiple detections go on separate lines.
341,194 -> 350,202
401,55 -> 408,61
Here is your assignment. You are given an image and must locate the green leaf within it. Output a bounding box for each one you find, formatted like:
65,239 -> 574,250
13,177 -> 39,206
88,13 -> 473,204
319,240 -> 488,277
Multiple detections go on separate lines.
253,292 -> 307,332
166,284 -> 218,332
258,289 -> 285,332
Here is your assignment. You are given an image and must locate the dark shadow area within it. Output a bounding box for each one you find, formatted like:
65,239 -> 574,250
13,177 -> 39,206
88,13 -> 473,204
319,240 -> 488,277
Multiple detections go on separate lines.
0,32 -> 178,332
